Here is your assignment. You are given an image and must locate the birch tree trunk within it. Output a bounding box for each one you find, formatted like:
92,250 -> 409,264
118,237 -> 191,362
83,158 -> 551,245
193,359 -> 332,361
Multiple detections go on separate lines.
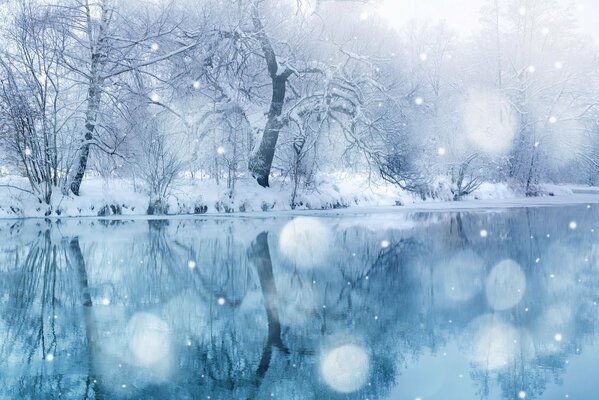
70,74 -> 102,195
69,0 -> 108,196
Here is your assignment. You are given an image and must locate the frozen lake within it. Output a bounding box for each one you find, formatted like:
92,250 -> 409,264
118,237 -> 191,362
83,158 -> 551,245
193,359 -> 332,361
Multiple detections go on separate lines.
1,204 -> 599,399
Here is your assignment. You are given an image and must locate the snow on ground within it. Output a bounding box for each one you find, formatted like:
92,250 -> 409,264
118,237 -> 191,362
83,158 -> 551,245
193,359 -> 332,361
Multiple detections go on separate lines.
0,173 -> 597,219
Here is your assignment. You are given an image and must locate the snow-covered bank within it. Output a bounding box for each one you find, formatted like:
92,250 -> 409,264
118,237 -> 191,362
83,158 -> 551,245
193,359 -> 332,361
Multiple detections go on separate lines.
0,174 -> 401,218
0,174 -> 597,219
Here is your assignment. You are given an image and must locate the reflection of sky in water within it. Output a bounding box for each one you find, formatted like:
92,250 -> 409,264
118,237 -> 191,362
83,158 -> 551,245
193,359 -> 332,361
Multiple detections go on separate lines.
0,205 -> 599,398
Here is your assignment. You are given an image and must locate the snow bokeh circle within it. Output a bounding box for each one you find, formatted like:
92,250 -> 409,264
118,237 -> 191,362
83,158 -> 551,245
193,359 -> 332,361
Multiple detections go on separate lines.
126,312 -> 172,367
279,217 -> 332,268
463,89 -> 517,156
473,320 -> 519,369
320,344 -> 370,393
485,259 -> 526,310
467,314 -> 535,370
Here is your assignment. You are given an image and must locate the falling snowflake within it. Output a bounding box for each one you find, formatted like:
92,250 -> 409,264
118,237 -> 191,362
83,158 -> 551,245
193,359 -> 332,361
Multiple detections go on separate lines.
569,221 -> 577,230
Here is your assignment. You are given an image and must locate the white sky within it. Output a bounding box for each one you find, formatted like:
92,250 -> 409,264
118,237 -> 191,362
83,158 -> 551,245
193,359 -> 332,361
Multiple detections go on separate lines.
376,0 -> 599,40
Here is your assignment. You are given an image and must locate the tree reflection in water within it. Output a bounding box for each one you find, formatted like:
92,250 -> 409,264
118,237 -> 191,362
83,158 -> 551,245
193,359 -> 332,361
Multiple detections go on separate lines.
0,205 -> 598,399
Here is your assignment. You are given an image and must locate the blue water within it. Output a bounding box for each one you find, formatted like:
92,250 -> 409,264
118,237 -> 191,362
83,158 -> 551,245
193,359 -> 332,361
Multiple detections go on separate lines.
0,205 -> 598,399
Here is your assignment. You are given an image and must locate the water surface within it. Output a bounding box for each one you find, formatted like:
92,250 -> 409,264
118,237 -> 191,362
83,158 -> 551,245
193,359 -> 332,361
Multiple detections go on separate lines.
1,205 -> 598,399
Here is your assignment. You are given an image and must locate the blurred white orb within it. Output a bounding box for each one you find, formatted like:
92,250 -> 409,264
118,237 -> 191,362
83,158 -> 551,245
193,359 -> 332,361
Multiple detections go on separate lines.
187,260 -> 197,269
192,80 -> 201,89
216,146 -> 225,155
279,217 -> 332,268
126,313 -> 171,366
46,354 -> 54,362
527,65 -> 536,74
463,89 -> 517,156
150,42 -> 159,51
150,93 -> 160,103
419,52 -> 428,61
485,259 -> 526,310
549,116 -> 557,124
518,6 -> 526,15
437,147 -> 446,156
554,61 -> 563,69
554,333 -> 563,342
474,322 -> 518,369
479,229 -> 488,238
519,390 -> 527,399
217,297 -> 226,305
381,240 -> 390,248
415,97 -> 424,105
469,316 -> 523,370
320,345 -> 370,393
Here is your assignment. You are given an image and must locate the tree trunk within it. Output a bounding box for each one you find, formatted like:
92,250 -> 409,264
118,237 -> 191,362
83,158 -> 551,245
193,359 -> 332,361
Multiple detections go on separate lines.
249,74 -> 289,187
68,237 -> 103,399
247,232 -> 288,381
70,73 -> 102,196
70,2 -> 109,196
247,6 -> 293,188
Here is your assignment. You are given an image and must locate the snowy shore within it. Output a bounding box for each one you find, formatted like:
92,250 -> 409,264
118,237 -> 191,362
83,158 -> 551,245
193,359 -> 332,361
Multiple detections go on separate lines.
1,174 -> 598,219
